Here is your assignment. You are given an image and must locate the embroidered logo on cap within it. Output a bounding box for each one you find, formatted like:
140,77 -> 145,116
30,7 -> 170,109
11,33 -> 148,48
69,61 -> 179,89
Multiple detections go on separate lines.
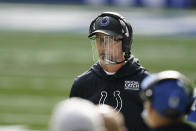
99,16 -> 110,26
124,80 -> 140,90
168,95 -> 180,108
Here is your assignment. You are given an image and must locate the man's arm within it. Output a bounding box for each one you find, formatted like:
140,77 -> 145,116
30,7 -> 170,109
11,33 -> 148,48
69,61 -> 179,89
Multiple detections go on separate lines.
69,77 -> 86,98
70,79 -> 80,97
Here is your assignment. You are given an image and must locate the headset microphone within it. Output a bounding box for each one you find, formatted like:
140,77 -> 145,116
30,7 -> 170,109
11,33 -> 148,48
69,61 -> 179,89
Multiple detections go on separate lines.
102,56 -> 125,64
104,59 -> 125,64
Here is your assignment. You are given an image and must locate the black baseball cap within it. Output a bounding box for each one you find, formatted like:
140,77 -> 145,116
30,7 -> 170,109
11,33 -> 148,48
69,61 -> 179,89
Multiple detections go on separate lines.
88,16 -> 124,38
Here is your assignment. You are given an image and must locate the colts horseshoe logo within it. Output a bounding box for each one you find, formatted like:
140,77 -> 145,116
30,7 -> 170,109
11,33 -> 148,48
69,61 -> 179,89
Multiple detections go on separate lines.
99,90 -> 122,112
99,91 -> 107,105
99,16 -> 110,27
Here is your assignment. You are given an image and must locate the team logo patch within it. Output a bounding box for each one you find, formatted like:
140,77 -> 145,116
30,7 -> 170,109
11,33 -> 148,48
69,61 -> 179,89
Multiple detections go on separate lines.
124,80 -> 140,90
99,16 -> 110,26
99,90 -> 122,112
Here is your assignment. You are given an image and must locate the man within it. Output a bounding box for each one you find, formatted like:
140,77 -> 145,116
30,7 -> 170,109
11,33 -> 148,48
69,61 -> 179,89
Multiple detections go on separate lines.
97,104 -> 127,131
140,70 -> 195,131
70,12 -> 149,131
187,88 -> 196,122
49,97 -> 105,131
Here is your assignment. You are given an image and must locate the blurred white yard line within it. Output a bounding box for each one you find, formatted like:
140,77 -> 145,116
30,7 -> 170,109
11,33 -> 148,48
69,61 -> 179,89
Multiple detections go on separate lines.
0,3 -> 196,35
0,125 -> 29,131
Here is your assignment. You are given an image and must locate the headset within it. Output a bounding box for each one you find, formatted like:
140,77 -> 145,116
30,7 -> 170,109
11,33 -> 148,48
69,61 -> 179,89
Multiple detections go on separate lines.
141,70 -> 194,116
88,12 -> 133,61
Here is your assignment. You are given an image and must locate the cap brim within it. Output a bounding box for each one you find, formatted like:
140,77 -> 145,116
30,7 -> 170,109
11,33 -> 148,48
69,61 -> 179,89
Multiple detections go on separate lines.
88,30 -> 118,38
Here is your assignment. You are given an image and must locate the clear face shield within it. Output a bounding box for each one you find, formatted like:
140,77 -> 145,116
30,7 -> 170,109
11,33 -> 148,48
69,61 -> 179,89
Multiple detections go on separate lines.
90,35 -> 124,64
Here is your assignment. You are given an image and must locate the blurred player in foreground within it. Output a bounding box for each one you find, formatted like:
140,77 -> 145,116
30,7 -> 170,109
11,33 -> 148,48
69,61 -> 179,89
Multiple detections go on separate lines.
140,70 -> 196,131
97,104 -> 127,131
49,97 -> 105,131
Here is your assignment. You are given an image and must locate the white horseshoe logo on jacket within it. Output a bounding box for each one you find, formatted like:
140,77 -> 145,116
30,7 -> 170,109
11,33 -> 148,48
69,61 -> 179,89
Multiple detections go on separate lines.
113,90 -> 122,112
99,91 -> 107,105
99,90 -> 122,112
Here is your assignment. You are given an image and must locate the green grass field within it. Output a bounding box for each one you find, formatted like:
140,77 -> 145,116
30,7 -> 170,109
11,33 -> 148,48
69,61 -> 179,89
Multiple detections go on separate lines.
0,31 -> 195,131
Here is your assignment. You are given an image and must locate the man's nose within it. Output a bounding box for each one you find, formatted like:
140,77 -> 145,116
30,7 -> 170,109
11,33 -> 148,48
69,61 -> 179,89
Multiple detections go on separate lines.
99,37 -> 105,43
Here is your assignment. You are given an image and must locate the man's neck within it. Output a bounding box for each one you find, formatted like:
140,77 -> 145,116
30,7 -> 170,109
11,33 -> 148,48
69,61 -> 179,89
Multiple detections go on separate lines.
152,112 -> 183,128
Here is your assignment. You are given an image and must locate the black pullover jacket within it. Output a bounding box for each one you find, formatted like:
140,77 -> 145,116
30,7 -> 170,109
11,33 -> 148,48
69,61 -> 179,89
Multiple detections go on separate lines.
70,56 -> 150,131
